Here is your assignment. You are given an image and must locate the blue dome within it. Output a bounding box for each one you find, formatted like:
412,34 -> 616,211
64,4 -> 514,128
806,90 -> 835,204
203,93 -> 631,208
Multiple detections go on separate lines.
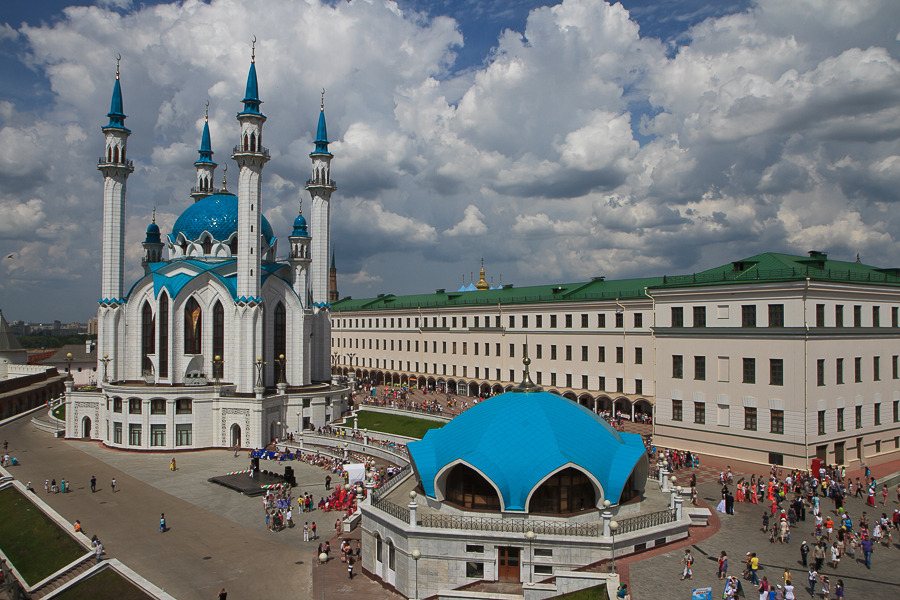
170,193 -> 275,246
145,222 -> 161,244
292,212 -> 309,237
408,390 -> 648,509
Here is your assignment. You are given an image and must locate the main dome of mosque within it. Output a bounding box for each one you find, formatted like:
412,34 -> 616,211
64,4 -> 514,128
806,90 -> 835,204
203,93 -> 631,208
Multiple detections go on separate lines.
170,192 -> 275,245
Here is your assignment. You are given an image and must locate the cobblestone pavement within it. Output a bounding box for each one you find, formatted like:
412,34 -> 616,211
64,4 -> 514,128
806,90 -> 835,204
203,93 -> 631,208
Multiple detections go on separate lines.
629,465 -> 900,600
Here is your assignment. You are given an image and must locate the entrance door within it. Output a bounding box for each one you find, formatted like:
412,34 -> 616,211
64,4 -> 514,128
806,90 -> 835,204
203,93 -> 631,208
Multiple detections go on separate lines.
497,547 -> 520,582
834,442 -> 845,465
82,416 -> 92,439
231,424 -> 242,449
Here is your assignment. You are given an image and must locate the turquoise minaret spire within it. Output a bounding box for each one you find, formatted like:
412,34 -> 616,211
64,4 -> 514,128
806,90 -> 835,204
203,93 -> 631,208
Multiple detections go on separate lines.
239,39 -> 264,117
106,59 -> 128,131
312,94 -> 331,156
191,102 -> 217,202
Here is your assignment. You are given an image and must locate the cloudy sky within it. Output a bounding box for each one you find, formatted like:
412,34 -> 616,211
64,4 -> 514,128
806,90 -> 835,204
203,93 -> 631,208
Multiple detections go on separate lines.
1,0 -> 899,323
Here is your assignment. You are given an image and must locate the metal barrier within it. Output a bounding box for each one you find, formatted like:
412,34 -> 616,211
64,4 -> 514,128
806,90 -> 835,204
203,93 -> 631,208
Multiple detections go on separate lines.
614,508 -> 677,535
373,498 -> 410,523
370,464 -> 413,504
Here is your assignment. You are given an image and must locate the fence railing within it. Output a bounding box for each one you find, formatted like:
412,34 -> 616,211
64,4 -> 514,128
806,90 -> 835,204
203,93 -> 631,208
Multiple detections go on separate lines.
373,498 -> 410,523
419,513 -> 603,536
370,464 -> 412,504
614,508 -> 677,535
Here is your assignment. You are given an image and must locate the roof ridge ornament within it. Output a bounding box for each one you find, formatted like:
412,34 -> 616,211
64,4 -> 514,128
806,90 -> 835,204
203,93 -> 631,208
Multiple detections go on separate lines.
511,339 -> 543,393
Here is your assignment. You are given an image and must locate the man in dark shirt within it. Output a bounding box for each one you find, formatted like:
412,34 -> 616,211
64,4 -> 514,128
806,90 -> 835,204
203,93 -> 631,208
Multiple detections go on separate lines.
861,537 -> 874,569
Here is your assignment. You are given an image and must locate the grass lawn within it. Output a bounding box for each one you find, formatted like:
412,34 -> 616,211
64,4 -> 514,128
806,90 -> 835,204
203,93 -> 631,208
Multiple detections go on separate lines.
0,487 -> 86,585
554,584 -> 610,600
355,410 -> 445,439
52,403 -> 66,420
53,568 -> 153,600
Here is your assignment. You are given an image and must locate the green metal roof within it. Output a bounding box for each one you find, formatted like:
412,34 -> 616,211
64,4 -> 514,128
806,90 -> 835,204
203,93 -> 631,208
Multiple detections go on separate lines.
332,252 -> 900,313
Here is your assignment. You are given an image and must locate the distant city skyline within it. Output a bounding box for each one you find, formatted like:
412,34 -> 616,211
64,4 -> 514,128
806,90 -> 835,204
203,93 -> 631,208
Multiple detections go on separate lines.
2,0 -> 899,322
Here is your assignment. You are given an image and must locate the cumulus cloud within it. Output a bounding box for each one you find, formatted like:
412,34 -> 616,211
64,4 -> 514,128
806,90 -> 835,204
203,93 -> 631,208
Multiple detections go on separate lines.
2,0 -> 900,319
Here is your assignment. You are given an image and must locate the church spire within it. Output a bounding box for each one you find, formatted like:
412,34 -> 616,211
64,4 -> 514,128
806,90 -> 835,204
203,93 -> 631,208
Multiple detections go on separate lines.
475,258 -> 489,290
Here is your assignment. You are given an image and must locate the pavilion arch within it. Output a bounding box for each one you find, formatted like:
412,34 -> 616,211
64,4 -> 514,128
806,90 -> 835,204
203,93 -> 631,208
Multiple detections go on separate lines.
562,391 -> 577,402
426,376 -> 436,391
633,398 -> 653,418
478,382 -> 491,396
596,395 -> 613,413
447,379 -> 456,394
613,397 -> 632,416
436,378 -> 446,393
548,389 -> 561,396
620,458 -> 650,503
455,380 -> 468,396
525,462 -> 604,514
578,393 -> 596,411
467,381 -> 479,397
375,372 -> 385,385
490,383 -> 504,395
391,373 -> 400,386
504,384 -> 513,392
400,374 -> 408,387
416,376 -> 426,389
434,459 -> 504,512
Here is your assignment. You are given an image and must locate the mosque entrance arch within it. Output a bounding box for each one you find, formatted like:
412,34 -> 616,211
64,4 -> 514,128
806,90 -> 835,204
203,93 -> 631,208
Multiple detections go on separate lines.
231,424 -> 242,448
81,416 -> 92,439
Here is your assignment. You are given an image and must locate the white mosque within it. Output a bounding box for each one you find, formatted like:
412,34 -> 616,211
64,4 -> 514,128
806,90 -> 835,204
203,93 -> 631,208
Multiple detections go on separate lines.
65,46 -> 350,450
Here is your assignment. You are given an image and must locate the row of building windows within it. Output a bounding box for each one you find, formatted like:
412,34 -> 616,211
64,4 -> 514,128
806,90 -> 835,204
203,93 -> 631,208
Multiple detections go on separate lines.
672,355 -> 898,385
111,422 -> 192,446
671,304 -> 900,328
111,398 -> 192,414
671,400 -> 900,433
335,312 -> 644,331
336,339 -> 643,365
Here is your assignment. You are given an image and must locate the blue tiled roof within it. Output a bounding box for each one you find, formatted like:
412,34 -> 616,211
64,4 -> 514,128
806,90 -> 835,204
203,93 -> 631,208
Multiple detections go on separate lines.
169,193 -> 275,245
292,212 -> 309,237
408,391 -> 647,509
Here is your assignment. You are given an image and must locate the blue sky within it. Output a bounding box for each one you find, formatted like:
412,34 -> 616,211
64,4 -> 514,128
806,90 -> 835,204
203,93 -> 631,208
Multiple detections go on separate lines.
1,0 -> 899,322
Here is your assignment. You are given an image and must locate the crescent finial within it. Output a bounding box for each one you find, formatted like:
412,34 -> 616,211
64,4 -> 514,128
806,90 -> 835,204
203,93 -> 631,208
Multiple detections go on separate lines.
115,53 -> 121,79
205,100 -> 209,121
251,36 -> 257,63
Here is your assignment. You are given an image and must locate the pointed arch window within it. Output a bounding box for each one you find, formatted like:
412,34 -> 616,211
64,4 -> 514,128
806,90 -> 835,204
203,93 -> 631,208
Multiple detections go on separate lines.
527,467 -> 596,514
444,464 -> 501,511
184,297 -> 202,355
201,237 -> 212,255
141,301 -> 155,376
213,301 -> 224,379
274,302 -> 286,366
113,146 -> 120,163
159,292 -> 169,378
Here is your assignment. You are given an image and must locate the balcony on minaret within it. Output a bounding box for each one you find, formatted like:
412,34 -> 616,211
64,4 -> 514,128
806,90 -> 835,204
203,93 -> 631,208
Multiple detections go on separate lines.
190,185 -> 219,196
232,143 -> 270,159
305,172 -> 336,188
98,155 -> 135,171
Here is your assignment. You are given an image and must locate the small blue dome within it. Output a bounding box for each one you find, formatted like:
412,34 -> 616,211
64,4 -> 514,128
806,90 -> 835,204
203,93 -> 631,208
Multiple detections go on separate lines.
292,212 -> 309,237
408,390 -> 648,509
170,193 -> 274,246
145,222 -> 161,244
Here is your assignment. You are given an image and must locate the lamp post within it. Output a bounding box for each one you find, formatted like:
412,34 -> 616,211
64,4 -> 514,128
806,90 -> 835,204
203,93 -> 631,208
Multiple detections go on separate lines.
318,551 -> 328,600
255,356 -> 265,388
99,353 -> 112,384
332,351 -> 339,374
410,548 -> 421,599
213,355 -> 223,387
609,520 -> 619,572
276,354 -> 286,385
64,352 -> 74,380
525,530 -> 536,585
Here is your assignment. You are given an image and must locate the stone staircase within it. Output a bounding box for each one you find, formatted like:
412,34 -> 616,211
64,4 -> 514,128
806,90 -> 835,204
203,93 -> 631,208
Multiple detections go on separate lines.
28,554 -> 95,599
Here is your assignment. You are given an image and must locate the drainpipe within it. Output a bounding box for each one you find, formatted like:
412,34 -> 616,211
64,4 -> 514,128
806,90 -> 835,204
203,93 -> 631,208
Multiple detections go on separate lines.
803,278 -> 810,470
644,287 -> 657,434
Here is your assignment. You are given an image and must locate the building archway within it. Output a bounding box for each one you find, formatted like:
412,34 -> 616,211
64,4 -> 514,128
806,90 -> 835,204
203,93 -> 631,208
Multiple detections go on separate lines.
81,416 -> 92,439
633,398 -> 653,420
527,466 -> 598,514
578,393 -> 595,411
563,391 -> 577,402
491,383 -> 504,396
468,381 -> 479,397
231,424 -> 242,448
613,397 -> 632,418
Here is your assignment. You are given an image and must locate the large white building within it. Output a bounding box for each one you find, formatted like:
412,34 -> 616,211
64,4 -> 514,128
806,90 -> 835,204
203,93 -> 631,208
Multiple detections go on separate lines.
332,253 -> 900,470
66,49 -> 348,449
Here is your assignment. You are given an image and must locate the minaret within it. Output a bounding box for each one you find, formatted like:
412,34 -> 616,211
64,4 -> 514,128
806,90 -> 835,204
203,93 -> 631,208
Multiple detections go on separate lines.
328,248 -> 339,303
191,103 -> 217,202
306,91 -> 336,381
289,201 -> 312,302
97,57 -> 134,384
233,40 -> 269,302
98,57 -> 134,302
141,210 -> 164,274
307,91 -> 336,307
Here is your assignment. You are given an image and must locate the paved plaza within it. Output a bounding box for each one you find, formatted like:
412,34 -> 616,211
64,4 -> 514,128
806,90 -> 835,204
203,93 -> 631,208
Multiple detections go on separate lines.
0,412 -> 401,600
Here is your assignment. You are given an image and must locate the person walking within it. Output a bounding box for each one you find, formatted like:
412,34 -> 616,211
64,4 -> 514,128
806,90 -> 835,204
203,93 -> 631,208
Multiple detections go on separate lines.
749,553 -> 760,585
807,568 -> 817,595
861,535 -> 873,569
813,541 -> 825,570
717,551 -> 728,580
680,549 -> 694,580
159,513 -> 166,533
218,589 -> 227,600
347,555 -> 354,579
303,522 -> 310,542
800,540 -> 810,567
311,521 -> 317,540
90,475 -> 96,493
95,540 -> 103,563
111,477 -> 116,493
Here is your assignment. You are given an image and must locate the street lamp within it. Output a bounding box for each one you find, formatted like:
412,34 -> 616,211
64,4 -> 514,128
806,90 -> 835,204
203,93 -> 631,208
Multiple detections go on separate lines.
276,354 -> 286,385
213,355 -> 224,387
609,520 -> 619,572
255,356 -> 265,388
525,530 -> 536,585
411,548 -> 421,599
318,552 -> 328,600
99,353 -> 112,383
64,352 -> 74,380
